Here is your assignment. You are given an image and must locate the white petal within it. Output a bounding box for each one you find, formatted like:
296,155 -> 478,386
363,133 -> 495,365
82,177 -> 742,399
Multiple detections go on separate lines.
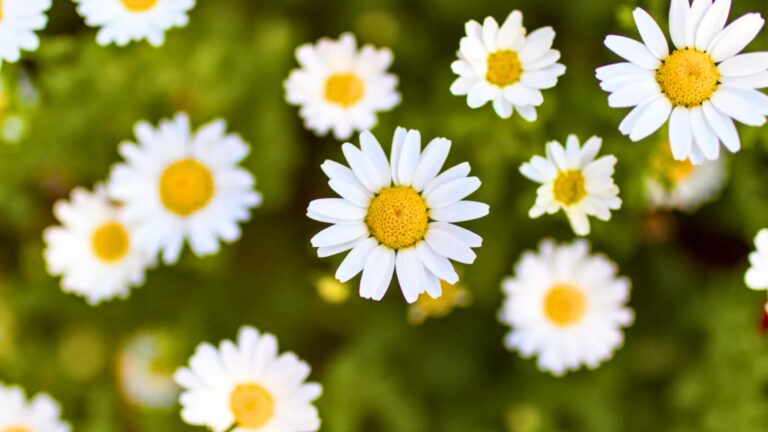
482,16 -> 500,50
395,248 -> 423,303
328,180 -> 372,208
415,242 -> 459,284
710,88 -> 767,126
359,130 -> 391,187
628,97 -> 672,141
423,163 -> 471,196
702,101 -> 741,152
307,198 -> 366,222
686,0 -> 712,47
708,13 -> 765,62
721,72 -> 768,89
342,143 -> 383,192
607,79 -> 661,108
310,223 -> 367,248
425,228 -> 477,264
633,8 -> 669,59
689,106 -> 720,160
718,53 -> 768,77
390,127 -> 408,184
360,245 -> 395,300
595,62 -> 648,80
604,35 -> 661,69
336,238 -> 378,282
425,177 -> 481,209
429,222 -> 483,248
430,201 -> 490,223
669,107 -> 693,160
412,138 -> 451,192
397,129 -> 422,186
695,0 -> 730,50
669,0 -> 689,49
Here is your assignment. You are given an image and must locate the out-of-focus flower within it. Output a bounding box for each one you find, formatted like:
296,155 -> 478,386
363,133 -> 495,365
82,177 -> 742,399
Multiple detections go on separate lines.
499,240 -> 634,376
316,275 -> 350,304
408,280 -> 470,324
0,0 -> 51,65
745,229 -> 768,291
117,330 -> 180,409
57,326 -> 106,382
174,326 -> 321,432
284,33 -> 401,140
107,113 -> 262,265
504,403 -> 543,432
307,128 -> 488,303
0,384 -> 70,432
450,11 -> 565,120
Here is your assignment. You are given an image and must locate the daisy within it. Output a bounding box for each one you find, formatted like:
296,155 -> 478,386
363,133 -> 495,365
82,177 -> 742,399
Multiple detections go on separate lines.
519,135 -> 622,236
174,326 -> 321,432
0,384 -> 70,432
43,185 -> 152,305
118,330 -> 180,409
73,0 -> 196,47
307,128 -> 489,303
597,0 -> 768,164
284,32 -> 401,140
107,113 -> 262,265
745,229 -> 768,291
0,0 -> 51,65
450,10 -> 566,120
499,240 -> 634,376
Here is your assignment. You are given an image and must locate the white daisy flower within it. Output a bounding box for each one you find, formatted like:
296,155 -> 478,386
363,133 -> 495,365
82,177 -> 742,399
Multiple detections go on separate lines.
107,113 -> 262,265
597,0 -> 768,164
73,0 -> 195,47
43,185 -> 152,305
519,135 -> 622,236
746,229 -> 768,290
0,384 -> 70,432
284,32 -> 401,140
307,128 -> 489,303
0,0 -> 51,65
118,330 -> 179,409
450,10 -> 566,120
499,240 -> 634,376
174,326 -> 321,432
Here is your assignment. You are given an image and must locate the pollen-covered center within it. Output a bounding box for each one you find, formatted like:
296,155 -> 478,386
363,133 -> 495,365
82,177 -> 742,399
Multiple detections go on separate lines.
159,159 -> 215,217
365,186 -> 429,250
91,221 -> 130,263
230,383 -> 274,428
553,170 -> 586,206
324,73 -> 365,107
656,49 -> 719,108
120,0 -> 158,12
4,427 -> 32,432
544,284 -> 587,326
486,50 -> 523,87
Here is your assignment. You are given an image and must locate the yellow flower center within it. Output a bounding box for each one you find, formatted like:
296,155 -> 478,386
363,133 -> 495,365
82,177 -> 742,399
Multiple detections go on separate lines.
120,0 -> 158,12
553,170 -> 586,206
365,186 -> 429,250
656,49 -> 720,108
543,284 -> 587,327
486,50 -> 522,87
414,280 -> 464,318
159,159 -> 215,217
652,143 -> 696,185
230,383 -> 274,429
0,0 -> 4,21
91,222 -> 130,263
324,73 -> 365,108
4,427 -> 31,432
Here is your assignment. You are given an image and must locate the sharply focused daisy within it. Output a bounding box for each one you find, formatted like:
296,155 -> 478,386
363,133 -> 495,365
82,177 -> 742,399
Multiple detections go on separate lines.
499,240 -> 634,376
307,128 -> 489,303
745,229 -> 768,292
520,135 -> 621,236
0,0 -> 51,65
108,113 -> 262,264
284,33 -> 401,140
450,10 -> 566,120
174,326 -> 321,432
73,0 -> 196,47
43,185 -> 152,305
597,0 -> 768,164
0,384 -> 70,432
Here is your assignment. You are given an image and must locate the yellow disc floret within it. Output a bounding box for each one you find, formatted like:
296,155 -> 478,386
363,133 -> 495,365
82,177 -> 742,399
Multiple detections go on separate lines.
486,50 -> 523,87
656,49 -> 719,108
91,222 -> 130,263
365,186 -> 429,250
553,170 -> 587,206
120,0 -> 158,12
159,159 -> 215,217
543,284 -> 587,327
230,383 -> 275,428
324,73 -> 365,107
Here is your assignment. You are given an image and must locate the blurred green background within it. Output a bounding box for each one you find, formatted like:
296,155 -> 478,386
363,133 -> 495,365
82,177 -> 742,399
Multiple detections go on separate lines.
1,0 -> 768,430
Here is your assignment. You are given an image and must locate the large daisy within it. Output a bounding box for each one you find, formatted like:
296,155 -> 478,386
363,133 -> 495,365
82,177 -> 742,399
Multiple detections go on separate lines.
519,135 -> 622,236
284,33 -> 401,140
0,0 -> 51,65
73,0 -> 196,47
174,326 -> 321,432
307,128 -> 489,303
450,10 -> 566,120
0,384 -> 70,432
107,113 -> 262,264
597,0 -> 768,164
499,240 -> 634,376
43,185 -> 153,305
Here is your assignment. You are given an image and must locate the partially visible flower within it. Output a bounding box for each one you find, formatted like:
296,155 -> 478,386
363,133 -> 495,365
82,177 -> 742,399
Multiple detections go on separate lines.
0,0 -> 51,65
519,135 -> 621,236
118,330 -> 180,409
316,275 -> 351,304
408,280 -> 471,324
0,384 -> 70,432
285,33 -> 400,140
745,229 -> 768,291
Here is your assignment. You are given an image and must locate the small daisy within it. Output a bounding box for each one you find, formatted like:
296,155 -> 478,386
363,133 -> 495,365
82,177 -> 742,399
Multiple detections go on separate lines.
107,113 -> 262,264
174,326 -> 321,432
284,32 -> 401,140
43,185 -> 152,305
118,330 -> 180,409
408,280 -> 471,325
307,128 -> 489,303
0,0 -> 51,65
597,0 -> 768,164
519,135 -> 622,236
73,0 -> 196,47
745,229 -> 768,292
450,10 -> 566,120
0,384 -> 70,432
499,240 -> 634,376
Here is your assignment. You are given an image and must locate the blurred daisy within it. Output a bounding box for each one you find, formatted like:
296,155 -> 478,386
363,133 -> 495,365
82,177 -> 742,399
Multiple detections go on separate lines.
0,384 -> 70,432
499,240 -> 634,376
450,10 -> 566,120
174,326 -> 321,432
307,128 -> 489,303
108,113 -> 262,264
597,0 -> 768,164
408,280 -> 471,324
73,0 -> 195,47
284,32 -> 400,140
118,330 -> 180,409
745,229 -> 768,290
43,185 -> 152,305
519,135 -> 621,236
0,0 -> 51,65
